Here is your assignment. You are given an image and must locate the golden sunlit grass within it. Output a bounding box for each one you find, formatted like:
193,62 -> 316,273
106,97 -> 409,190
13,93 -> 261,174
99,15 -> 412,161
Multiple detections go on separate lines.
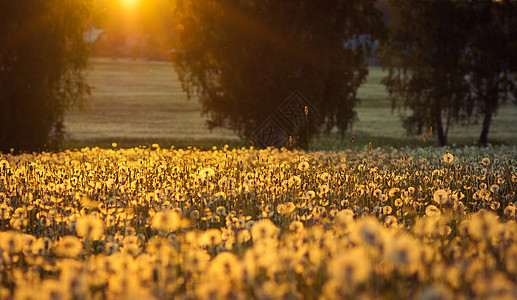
0,145 -> 516,299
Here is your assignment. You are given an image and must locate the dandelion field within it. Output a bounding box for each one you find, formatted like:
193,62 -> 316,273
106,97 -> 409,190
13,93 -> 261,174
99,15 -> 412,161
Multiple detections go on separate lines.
1,145 -> 517,299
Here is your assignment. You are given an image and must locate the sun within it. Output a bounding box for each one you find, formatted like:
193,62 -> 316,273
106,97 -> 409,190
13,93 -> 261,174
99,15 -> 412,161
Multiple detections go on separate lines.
120,0 -> 139,8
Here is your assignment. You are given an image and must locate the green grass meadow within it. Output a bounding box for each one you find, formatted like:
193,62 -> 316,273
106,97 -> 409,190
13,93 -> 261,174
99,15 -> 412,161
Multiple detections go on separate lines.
63,58 -> 517,150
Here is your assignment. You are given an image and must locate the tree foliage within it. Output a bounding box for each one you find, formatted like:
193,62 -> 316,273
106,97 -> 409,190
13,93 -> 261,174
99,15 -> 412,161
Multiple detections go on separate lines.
465,0 -> 517,146
379,0 -> 472,146
380,0 -> 517,146
172,0 -> 383,149
0,0 -> 93,153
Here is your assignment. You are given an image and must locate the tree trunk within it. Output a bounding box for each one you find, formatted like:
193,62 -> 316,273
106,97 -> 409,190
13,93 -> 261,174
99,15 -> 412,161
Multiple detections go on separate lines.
479,109 -> 492,147
436,111 -> 447,146
296,127 -> 309,151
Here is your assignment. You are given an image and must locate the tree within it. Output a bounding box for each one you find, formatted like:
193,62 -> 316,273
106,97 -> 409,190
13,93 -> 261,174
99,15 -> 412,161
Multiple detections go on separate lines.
172,0 -> 383,149
0,0 -> 93,153
465,0 -> 517,147
379,0 -> 473,146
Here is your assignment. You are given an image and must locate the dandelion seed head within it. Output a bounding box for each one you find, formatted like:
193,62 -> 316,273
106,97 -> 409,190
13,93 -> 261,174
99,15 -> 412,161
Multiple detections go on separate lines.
433,189 -> 449,205
54,236 -> 83,257
298,161 -> 309,172
151,210 -> 182,233
328,247 -> 371,287
76,215 -> 104,240
425,205 -> 441,217
443,153 -> 454,163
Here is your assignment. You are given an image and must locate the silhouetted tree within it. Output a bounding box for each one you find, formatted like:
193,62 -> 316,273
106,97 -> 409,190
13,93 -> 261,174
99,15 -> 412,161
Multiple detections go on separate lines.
380,0 -> 517,147
172,0 -> 383,149
0,0 -> 93,153
379,0 -> 472,146
465,0 -> 517,147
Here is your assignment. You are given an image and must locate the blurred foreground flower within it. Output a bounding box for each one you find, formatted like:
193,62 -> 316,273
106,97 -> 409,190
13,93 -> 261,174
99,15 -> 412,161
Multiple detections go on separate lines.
54,236 -> 83,257
76,215 -> 104,240
151,210 -> 188,232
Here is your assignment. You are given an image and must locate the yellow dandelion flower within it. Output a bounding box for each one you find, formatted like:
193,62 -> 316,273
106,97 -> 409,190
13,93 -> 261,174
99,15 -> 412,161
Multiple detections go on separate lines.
0,159 -> 10,171
289,175 -> 302,187
382,206 -> 393,215
408,187 -> 416,195
388,187 -> 400,198
216,206 -> 227,216
214,191 -> 227,201
277,202 -> 296,216
107,272 -> 140,295
0,203 -> 12,219
351,216 -> 385,247
425,205 -> 441,217
490,201 -> 501,211
208,252 -> 242,282
490,184 -> 500,194
55,236 -> 83,257
304,190 -> 316,200
433,189 -> 449,205
151,210 -> 182,232
380,194 -> 389,203
76,215 -> 104,240
385,215 -> 398,228
289,221 -> 304,233
328,247 -> 371,287
504,205 -> 516,218
385,233 -> 421,275
414,216 -> 450,237
104,242 -> 119,255
319,172 -> 331,181
199,167 -> 215,180
0,231 -> 23,254
467,210 -> 501,241
201,229 -> 222,247
298,161 -> 309,171
251,219 -> 279,242
218,178 -> 228,189
237,230 -> 251,243
319,184 -> 330,195
335,209 -> 355,232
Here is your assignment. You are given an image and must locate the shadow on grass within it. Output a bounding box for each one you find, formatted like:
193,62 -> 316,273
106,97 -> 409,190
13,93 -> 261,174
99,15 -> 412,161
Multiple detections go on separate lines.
311,133 -> 516,152
59,138 -> 244,152
56,134 -> 516,153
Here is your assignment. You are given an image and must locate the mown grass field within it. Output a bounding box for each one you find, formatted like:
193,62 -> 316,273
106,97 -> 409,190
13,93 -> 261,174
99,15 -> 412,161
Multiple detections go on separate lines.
63,58 -> 517,150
